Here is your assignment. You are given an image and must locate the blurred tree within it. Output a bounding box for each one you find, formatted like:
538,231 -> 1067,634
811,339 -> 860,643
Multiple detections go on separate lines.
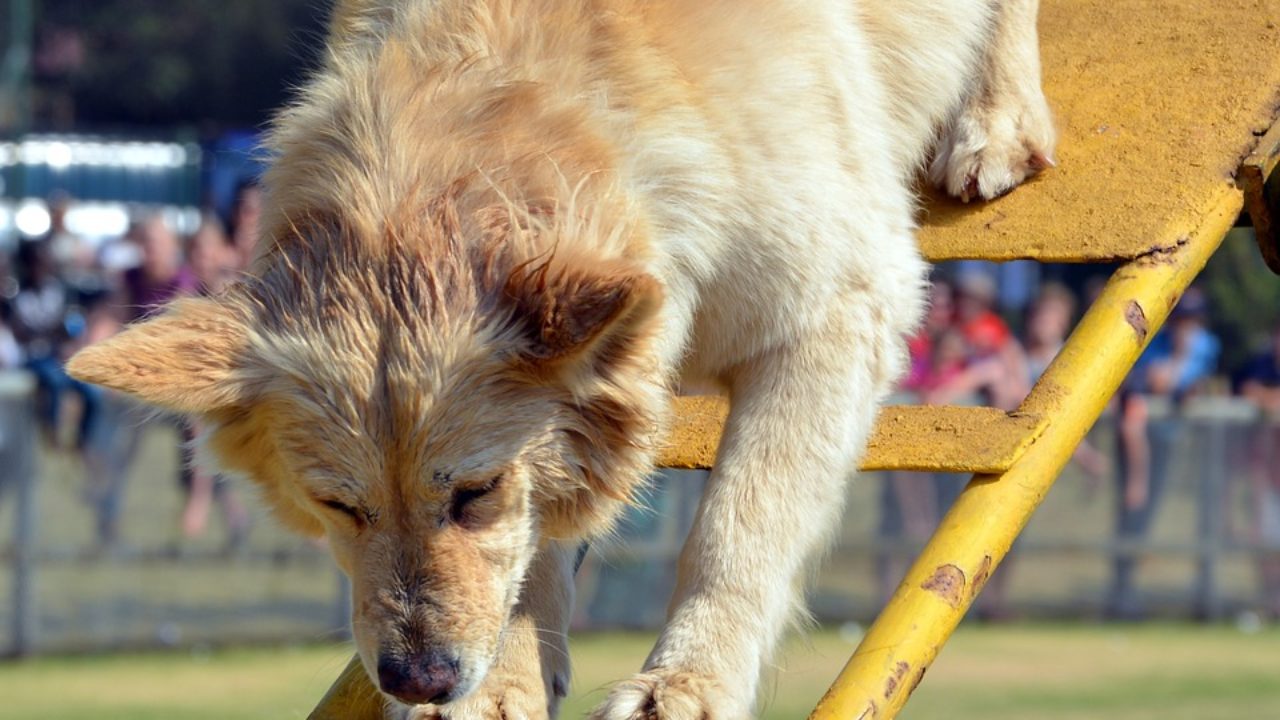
30,0 -> 336,131
1200,228 -> 1280,378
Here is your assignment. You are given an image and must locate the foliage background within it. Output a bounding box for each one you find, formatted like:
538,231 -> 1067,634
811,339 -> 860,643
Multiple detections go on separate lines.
27,1 -> 336,132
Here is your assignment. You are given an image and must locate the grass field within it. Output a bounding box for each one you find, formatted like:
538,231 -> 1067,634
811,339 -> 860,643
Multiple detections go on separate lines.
1,624 -> 1277,719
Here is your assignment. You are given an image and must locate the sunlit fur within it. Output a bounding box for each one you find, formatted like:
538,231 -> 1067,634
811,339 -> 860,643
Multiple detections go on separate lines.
68,0 -> 1053,717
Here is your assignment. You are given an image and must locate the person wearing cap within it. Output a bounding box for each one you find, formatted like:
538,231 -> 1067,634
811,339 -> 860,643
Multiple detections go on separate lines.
926,271 -> 1030,411
1107,287 -> 1220,620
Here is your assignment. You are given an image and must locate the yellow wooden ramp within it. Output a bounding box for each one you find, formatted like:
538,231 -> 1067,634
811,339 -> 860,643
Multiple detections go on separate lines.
310,0 -> 1280,717
661,398 -> 1047,475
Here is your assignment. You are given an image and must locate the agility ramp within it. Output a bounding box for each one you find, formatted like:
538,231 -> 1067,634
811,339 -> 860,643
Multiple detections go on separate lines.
311,0 -> 1280,717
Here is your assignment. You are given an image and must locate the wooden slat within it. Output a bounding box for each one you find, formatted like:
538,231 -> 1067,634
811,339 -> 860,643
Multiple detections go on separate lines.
660,396 -> 1045,475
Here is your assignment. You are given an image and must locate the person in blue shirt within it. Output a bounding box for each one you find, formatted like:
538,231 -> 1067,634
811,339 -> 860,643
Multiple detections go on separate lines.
1107,287 -> 1220,620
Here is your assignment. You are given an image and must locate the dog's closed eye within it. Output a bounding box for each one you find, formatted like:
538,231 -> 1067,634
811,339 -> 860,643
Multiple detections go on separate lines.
318,497 -> 364,525
449,475 -> 503,527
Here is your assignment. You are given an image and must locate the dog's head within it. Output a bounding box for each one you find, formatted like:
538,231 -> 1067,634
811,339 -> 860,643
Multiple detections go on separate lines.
67,206 -> 664,705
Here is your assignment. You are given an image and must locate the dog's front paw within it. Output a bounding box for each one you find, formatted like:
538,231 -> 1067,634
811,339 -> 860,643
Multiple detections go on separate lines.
930,98 -> 1055,203
588,669 -> 744,720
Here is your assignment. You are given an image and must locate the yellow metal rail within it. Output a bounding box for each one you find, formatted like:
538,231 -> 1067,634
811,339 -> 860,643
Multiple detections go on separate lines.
809,188 -> 1243,720
311,656 -> 385,720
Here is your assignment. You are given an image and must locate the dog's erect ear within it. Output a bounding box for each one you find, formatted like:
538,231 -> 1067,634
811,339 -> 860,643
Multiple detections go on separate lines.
66,297 -> 254,414
504,258 -> 663,370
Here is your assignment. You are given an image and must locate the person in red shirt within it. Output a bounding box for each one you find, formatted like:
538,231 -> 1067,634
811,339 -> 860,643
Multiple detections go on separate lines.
925,273 -> 1028,410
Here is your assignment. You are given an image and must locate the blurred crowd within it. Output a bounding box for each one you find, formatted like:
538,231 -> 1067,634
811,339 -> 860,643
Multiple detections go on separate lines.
879,271 -> 1280,620
0,193 -> 1278,617
0,184 -> 263,552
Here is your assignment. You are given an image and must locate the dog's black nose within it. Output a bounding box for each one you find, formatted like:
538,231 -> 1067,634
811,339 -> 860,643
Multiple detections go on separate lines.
377,651 -> 461,705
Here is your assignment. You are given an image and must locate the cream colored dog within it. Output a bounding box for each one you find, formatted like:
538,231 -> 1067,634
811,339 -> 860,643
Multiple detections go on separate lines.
69,1 -> 1053,717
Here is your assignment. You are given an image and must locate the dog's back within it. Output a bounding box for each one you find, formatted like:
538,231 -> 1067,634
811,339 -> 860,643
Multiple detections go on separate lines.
302,0 -> 998,378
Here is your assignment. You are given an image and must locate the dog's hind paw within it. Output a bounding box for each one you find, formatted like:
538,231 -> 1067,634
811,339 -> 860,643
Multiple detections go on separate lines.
588,669 -> 744,720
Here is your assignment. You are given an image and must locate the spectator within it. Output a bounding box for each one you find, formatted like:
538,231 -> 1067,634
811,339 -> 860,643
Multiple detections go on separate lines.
0,300 -> 24,370
11,238 -> 103,450
229,180 -> 264,266
878,280 -> 962,605
187,213 -> 240,295
1107,287 -> 1220,620
72,289 -> 133,547
42,194 -> 98,296
122,215 -> 198,321
903,278 -> 955,392
925,272 -> 1029,411
73,215 -> 207,549
1238,324 -> 1280,618
1024,283 -> 1108,481
179,215 -> 251,549
96,216 -> 201,548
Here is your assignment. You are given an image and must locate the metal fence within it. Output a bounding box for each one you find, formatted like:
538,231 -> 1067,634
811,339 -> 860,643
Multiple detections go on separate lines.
0,372 -> 350,657
3,379 -> 1278,656
578,397 -> 1280,628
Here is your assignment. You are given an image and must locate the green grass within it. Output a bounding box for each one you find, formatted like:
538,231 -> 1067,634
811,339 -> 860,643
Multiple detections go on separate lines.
2,624 -> 1278,719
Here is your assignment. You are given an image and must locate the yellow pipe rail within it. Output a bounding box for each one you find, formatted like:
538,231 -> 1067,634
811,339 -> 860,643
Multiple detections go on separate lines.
809,186 -> 1244,720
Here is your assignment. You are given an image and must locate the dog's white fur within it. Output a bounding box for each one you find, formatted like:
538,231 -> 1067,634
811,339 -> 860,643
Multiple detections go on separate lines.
70,1 -> 1053,717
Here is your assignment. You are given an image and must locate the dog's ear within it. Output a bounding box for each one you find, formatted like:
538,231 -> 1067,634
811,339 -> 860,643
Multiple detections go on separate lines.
504,258 -> 663,372
67,297 -> 254,414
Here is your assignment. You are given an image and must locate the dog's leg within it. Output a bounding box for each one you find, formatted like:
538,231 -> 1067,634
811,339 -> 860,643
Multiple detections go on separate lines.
930,0 -> 1056,202
406,542 -> 577,720
591,283 -> 914,719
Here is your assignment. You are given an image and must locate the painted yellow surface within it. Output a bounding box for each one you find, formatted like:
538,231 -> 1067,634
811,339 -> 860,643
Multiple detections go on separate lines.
662,397 -> 1046,475
917,0 -> 1280,263
810,189 -> 1244,720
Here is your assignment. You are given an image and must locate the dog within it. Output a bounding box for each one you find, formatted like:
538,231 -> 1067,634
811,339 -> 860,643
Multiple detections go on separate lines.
68,1 -> 1053,717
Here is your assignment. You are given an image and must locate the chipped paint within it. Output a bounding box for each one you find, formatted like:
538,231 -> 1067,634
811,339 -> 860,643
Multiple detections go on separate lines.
883,661 -> 911,700
970,555 -> 994,601
1133,236 -> 1191,267
909,666 -> 928,697
920,565 -> 966,609
1124,301 -> 1149,344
